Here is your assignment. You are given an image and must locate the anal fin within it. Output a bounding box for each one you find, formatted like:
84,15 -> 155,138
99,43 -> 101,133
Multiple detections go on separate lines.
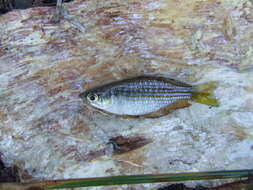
141,100 -> 191,118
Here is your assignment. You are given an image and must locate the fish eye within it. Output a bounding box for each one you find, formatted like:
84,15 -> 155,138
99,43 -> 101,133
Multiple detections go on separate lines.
87,93 -> 99,101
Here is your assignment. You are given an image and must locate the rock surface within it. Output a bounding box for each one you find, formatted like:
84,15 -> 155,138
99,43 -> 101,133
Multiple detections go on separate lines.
0,0 -> 253,189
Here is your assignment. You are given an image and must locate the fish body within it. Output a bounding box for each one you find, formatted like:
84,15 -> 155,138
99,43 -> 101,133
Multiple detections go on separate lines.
79,77 -> 218,117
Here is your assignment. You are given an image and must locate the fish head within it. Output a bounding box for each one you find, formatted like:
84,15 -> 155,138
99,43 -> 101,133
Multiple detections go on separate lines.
79,88 -> 112,110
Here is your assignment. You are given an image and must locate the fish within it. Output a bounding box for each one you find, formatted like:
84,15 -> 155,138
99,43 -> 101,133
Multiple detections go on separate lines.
79,76 -> 219,117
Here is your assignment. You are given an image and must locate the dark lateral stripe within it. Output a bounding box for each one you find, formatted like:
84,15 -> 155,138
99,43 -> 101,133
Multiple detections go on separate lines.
126,94 -> 191,98
118,91 -> 192,95
115,88 -> 192,94
119,86 -> 192,91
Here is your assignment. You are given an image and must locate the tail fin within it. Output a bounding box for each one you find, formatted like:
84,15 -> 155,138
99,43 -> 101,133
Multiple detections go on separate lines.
192,81 -> 219,107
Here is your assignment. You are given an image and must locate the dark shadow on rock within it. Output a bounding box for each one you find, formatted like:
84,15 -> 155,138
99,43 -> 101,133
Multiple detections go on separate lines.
157,184 -> 207,190
0,0 -> 73,14
0,154 -> 20,182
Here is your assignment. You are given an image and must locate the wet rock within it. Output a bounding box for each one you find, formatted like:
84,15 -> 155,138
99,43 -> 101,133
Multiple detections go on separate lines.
0,0 -> 253,190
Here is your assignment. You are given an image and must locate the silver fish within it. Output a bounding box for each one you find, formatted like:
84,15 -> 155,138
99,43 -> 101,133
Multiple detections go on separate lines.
79,77 -> 218,117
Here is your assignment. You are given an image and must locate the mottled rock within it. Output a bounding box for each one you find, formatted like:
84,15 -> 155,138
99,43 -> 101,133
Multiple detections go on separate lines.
0,0 -> 253,189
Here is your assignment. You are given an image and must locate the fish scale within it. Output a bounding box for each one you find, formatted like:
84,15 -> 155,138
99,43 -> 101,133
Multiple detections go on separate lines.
111,81 -> 192,102
106,78 -> 191,115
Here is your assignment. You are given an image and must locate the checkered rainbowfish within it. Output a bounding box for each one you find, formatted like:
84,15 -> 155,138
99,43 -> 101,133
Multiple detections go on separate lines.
79,76 -> 219,117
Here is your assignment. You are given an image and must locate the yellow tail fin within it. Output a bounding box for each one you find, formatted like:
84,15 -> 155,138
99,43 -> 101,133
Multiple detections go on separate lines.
192,81 -> 219,107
